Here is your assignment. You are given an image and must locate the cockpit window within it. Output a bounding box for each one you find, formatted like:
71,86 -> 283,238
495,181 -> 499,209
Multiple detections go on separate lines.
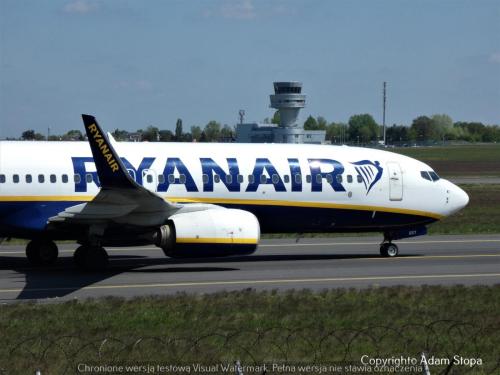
429,171 -> 440,181
420,171 -> 432,181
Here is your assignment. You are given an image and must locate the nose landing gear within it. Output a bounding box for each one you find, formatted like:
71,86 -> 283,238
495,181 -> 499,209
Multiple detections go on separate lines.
380,232 -> 399,257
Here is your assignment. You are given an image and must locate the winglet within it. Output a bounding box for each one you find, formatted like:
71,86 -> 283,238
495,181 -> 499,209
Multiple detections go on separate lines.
82,114 -> 138,189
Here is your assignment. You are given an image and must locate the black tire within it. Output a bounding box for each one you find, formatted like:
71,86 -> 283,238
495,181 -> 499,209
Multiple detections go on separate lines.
379,243 -> 389,257
26,240 -> 58,265
386,243 -> 399,257
73,246 -> 87,269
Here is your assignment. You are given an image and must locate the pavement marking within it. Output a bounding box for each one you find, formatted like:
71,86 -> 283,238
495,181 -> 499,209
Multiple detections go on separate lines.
1,238 -> 500,255
260,239 -> 500,247
1,273 -> 500,294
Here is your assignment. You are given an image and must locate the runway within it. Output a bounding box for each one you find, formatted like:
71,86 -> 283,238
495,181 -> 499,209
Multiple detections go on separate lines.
0,234 -> 499,302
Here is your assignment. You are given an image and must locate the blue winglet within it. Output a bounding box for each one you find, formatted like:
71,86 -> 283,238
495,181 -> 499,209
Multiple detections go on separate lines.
82,114 -> 138,189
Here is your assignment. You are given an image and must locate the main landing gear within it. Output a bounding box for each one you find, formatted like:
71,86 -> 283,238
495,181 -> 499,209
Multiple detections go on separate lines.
73,245 -> 109,271
380,233 -> 399,257
26,239 -> 59,266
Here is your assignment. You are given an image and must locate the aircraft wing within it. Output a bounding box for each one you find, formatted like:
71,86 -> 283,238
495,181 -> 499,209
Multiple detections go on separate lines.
48,114 -> 201,228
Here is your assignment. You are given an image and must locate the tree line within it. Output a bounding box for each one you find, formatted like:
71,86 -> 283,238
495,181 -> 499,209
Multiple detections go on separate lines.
18,113 -> 500,144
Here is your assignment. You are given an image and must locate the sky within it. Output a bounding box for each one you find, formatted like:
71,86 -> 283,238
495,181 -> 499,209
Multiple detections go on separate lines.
0,0 -> 499,138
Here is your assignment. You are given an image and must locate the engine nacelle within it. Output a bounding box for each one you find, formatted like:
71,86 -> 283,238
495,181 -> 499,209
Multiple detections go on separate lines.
155,208 -> 260,258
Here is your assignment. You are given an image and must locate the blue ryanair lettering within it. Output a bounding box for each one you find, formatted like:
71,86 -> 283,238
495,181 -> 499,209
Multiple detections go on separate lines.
308,158 -> 345,192
121,157 -> 155,186
288,158 -> 302,192
200,158 -> 240,192
246,158 -> 286,192
157,157 -> 198,192
72,157 -> 100,192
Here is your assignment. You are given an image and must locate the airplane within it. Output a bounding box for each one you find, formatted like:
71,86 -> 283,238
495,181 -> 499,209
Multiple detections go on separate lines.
0,115 -> 469,270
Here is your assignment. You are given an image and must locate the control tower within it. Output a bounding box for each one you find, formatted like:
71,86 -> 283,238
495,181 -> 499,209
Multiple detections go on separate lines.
236,81 -> 325,144
270,82 -> 305,128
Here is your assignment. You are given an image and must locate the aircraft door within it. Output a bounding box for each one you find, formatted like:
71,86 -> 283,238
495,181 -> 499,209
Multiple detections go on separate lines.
142,169 -> 158,192
387,162 -> 403,201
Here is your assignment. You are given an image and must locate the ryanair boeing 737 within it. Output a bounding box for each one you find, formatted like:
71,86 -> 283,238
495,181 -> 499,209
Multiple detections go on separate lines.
0,115 -> 469,270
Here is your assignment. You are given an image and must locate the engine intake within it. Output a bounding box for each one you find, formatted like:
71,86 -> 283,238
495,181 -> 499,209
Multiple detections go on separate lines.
155,208 -> 260,258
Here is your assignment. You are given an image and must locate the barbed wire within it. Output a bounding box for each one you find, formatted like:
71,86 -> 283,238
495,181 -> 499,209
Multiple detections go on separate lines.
1,320 -> 499,374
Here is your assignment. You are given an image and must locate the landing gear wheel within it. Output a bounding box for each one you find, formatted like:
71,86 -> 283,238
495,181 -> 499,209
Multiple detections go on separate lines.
73,245 -> 109,271
26,240 -> 59,265
380,243 -> 399,257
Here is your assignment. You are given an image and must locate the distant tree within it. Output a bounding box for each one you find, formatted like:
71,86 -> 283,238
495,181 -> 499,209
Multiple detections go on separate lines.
21,130 -> 36,140
303,115 -> 318,130
348,114 -> 379,143
62,130 -> 84,141
411,116 -> 435,142
159,130 -> 174,142
190,126 -> 202,142
181,132 -> 193,142
316,116 -> 328,130
271,111 -> 280,125
200,131 -> 207,142
141,126 -> 160,142
204,121 -> 221,142
175,118 -> 183,140
431,114 -> 453,142
219,124 -> 234,142
112,129 -> 130,141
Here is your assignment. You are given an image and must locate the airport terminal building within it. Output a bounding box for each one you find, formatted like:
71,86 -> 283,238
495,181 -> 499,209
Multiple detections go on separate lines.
236,82 -> 326,144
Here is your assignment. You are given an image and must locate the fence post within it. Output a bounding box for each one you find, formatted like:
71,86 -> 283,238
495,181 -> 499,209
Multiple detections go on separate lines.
421,352 -> 431,375
235,360 -> 243,375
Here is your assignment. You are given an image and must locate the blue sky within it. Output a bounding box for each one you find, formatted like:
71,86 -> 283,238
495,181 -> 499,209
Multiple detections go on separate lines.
0,0 -> 499,138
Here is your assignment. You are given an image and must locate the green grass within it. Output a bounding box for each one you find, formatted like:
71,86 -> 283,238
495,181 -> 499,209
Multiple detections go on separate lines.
428,184 -> 500,234
392,144 -> 500,163
392,144 -> 500,177
1,286 -> 499,374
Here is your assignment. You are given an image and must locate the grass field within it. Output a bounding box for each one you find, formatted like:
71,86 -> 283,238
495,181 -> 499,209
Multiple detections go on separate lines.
1,286 -> 498,374
392,144 -> 500,177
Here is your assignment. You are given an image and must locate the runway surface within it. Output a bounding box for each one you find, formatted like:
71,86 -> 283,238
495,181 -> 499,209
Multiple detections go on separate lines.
0,234 -> 499,302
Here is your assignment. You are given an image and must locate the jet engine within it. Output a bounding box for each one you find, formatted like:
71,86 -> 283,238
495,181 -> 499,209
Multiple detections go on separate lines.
155,208 -> 260,258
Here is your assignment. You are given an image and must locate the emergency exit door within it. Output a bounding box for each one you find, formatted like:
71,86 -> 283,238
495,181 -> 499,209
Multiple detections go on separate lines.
387,162 -> 403,201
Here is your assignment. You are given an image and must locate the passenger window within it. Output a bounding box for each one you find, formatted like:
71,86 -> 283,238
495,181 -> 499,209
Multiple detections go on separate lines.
248,175 -> 255,184
272,174 -> 279,184
74,174 -> 81,183
357,175 -> 363,183
295,174 -> 301,184
225,175 -> 232,184
0,174 -> 5,183
284,175 -> 290,183
347,175 -> 353,183
26,174 -> 32,183
336,175 -> 343,183
168,175 -> 175,184
158,174 -> 165,184
13,174 -> 19,183
202,174 -> 209,184
214,174 -> 220,183
50,174 -> 56,183
179,174 -> 186,184
420,171 -> 432,181
237,175 -> 244,183
146,174 -> 153,183
326,174 -> 333,184
62,174 -> 68,183
260,174 -> 267,184
429,171 -> 440,181
38,174 -> 45,183
86,174 -> 93,183
306,175 -> 312,183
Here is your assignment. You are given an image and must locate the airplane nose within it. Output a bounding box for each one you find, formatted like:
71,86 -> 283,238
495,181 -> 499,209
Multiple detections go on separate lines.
451,184 -> 469,212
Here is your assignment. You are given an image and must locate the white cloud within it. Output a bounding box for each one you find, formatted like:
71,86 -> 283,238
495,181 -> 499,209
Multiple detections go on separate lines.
63,0 -> 97,14
489,52 -> 500,64
220,0 -> 256,20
